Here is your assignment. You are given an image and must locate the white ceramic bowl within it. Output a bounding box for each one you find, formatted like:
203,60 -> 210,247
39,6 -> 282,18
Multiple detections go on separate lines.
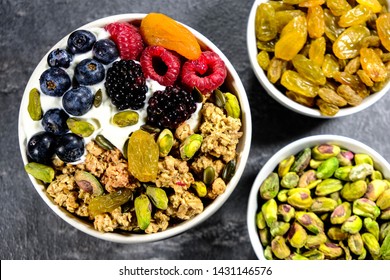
247,135 -> 390,259
247,0 -> 390,118
18,14 -> 252,243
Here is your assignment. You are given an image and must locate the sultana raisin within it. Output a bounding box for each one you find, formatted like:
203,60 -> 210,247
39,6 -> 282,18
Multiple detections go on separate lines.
299,0 -> 326,7
257,50 -> 270,70
281,70 -> 319,97
275,16 -> 307,61
361,35 -> 381,48
318,87 -> 348,107
88,188 -> 132,217
336,84 -> 363,106
286,90 -> 315,107
275,10 -> 305,33
257,40 -> 276,52
376,13 -> 390,52
255,3 -> 277,42
338,5 -> 372,28
356,0 -> 383,13
324,9 -> 345,42
307,6 -> 325,39
344,57 -> 361,74
333,71 -> 369,98
267,57 -> 287,83
360,47 -> 388,82
268,1 -> 295,11
309,37 -> 326,66
357,69 -> 374,87
333,25 -> 370,59
292,54 -> 327,85
127,129 -> 159,182
326,0 -> 352,16
322,54 -> 340,78
316,99 -> 340,116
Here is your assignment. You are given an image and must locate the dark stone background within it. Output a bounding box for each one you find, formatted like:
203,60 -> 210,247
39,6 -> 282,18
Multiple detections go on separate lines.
1,0 -> 389,260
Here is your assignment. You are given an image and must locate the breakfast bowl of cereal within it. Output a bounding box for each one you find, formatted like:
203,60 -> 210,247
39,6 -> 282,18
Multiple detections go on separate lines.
247,135 -> 390,260
247,0 -> 390,118
19,13 -> 251,243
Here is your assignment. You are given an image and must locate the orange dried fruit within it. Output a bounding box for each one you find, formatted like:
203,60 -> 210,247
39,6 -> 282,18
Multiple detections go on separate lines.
140,13 -> 201,60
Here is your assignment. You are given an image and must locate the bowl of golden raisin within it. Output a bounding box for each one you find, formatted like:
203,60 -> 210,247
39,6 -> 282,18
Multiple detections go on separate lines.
19,13 -> 251,243
247,0 -> 390,117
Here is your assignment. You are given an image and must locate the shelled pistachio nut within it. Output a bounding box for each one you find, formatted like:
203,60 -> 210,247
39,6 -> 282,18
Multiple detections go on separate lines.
380,235 -> 390,260
146,186 -> 168,210
25,162 -> 55,183
330,202 -> 352,224
316,157 -> 339,179
277,204 -> 295,222
362,232 -> 381,259
298,170 -> 321,189
271,236 -> 291,259
192,181 -> 208,198
287,188 -> 313,209
315,178 -> 343,196
112,111 -> 139,127
348,233 -> 364,255
312,144 -> 340,160
305,233 -> 327,249
328,227 -> 349,241
277,189 -> 288,202
281,172 -> 299,189
28,88 -> 42,121
224,92 -> 240,118
354,154 -> 374,166
157,129 -> 174,157
349,163 -> 374,181
134,194 -> 152,230
337,150 -> 354,166
353,198 -> 381,219
380,222 -> 390,243
365,180 -> 387,201
259,228 -> 271,247
264,246 -> 273,260
256,211 -> 267,230
319,242 -> 343,258
341,180 -> 367,201
334,166 -> 353,181
287,222 -> 308,249
270,221 -> 291,237
302,249 -> 325,260
376,189 -> 390,210
67,118 -> 95,137
278,155 -> 295,177
364,218 -> 379,240
310,197 -> 338,213
262,199 -> 278,228
260,172 -> 280,199
296,211 -> 324,234
341,215 -> 363,234
180,134 -> 203,160
290,148 -> 311,175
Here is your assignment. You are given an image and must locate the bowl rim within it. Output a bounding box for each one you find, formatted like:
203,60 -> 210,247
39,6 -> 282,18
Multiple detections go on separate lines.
246,0 -> 390,119
18,13 -> 252,244
247,134 -> 390,259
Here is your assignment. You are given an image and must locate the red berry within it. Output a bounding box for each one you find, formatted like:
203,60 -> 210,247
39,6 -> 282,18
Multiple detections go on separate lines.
180,51 -> 227,95
140,46 -> 181,86
105,22 -> 144,60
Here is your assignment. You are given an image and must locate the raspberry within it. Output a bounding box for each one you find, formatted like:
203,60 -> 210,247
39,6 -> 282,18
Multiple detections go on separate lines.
105,22 -> 144,60
140,46 -> 181,86
147,86 -> 196,129
105,60 -> 148,110
180,51 -> 227,95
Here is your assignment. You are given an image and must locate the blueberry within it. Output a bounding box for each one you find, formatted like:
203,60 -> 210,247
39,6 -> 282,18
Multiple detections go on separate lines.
62,86 -> 94,116
56,133 -> 85,163
74,58 -> 105,85
93,39 -> 119,64
27,131 -> 56,164
47,48 -> 73,68
67,30 -> 96,54
42,108 -> 69,135
39,67 -> 71,97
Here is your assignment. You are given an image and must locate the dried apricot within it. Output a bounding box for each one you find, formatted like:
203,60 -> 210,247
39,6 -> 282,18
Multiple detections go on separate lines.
140,13 -> 201,60
127,129 -> 159,182
275,16 -> 307,61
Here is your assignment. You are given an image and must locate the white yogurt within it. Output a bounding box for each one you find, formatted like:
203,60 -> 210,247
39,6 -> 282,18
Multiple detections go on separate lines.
23,26 -> 201,162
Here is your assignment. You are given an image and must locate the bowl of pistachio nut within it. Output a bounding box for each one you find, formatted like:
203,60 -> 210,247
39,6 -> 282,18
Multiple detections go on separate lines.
19,13 -> 251,243
247,0 -> 390,117
247,135 -> 390,260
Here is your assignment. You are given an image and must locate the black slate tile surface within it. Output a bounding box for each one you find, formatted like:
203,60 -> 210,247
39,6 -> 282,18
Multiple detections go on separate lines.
1,0 -> 390,260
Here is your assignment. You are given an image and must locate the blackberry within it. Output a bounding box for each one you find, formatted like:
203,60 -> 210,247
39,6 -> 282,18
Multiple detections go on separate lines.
105,60 -> 148,110
147,86 -> 197,129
